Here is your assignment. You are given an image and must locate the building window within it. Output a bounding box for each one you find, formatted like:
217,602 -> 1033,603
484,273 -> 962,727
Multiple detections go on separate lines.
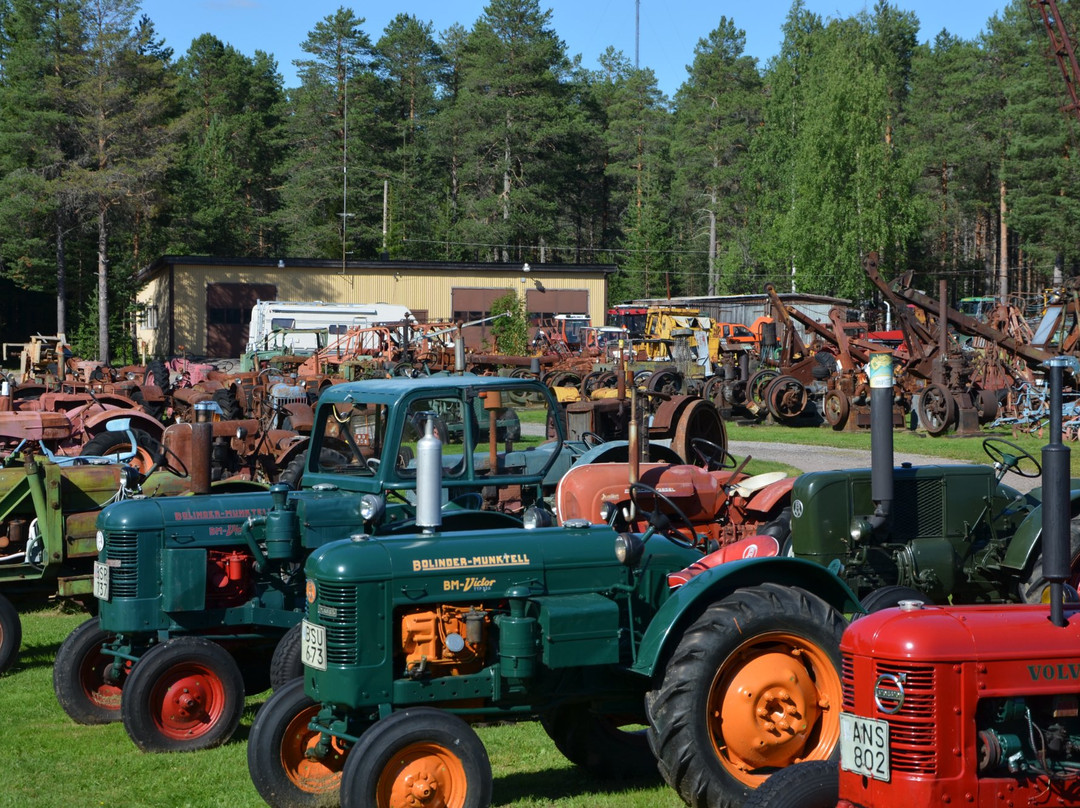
138,304 -> 159,330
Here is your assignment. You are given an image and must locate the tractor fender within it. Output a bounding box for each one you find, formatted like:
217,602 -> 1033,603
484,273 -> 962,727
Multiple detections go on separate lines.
275,435 -> 310,468
1001,490 -> 1080,571
573,440 -> 684,466
628,557 -> 860,679
83,408 -> 165,441
742,476 -> 794,514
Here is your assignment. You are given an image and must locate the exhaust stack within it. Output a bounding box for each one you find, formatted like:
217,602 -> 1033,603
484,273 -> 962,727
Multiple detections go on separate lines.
867,352 -> 894,538
1043,356 -> 1074,627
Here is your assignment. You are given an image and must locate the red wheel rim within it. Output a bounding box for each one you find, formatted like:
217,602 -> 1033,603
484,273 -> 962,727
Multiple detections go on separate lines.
279,704 -> 346,794
146,662 -> 228,740
79,645 -> 124,713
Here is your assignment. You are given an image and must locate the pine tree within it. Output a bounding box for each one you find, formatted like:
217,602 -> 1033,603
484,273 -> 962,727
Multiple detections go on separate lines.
276,6 -> 379,260
451,0 -> 578,263
171,35 -> 285,255
374,14 -> 446,258
670,17 -> 762,296
0,0 -> 83,333
65,0 -> 177,361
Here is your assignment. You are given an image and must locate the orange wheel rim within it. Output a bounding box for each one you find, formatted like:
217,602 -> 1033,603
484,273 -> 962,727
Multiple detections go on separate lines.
280,705 -> 345,794
705,631 -> 841,787
376,741 -> 468,808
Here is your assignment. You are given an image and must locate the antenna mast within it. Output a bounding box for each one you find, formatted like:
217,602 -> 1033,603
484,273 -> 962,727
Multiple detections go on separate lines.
635,0 -> 640,68
342,74 -> 348,274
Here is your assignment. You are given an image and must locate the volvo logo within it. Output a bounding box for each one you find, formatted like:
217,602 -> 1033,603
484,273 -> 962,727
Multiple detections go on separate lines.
873,672 -> 907,714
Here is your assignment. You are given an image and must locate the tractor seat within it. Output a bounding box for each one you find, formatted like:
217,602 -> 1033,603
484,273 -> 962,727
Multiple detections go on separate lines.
730,471 -> 787,499
667,535 -> 780,589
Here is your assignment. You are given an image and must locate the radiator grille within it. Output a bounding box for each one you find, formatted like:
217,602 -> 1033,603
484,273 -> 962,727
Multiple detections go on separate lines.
318,582 -> 360,666
878,661 -> 937,774
892,478 -> 943,540
842,655 -> 856,710
105,531 -> 139,598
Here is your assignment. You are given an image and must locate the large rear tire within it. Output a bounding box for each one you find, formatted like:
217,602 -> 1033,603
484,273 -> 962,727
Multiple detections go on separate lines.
743,759 -> 839,808
80,429 -> 163,474
339,707 -> 492,808
53,616 -> 124,724
248,677 -> 349,808
540,703 -> 657,780
143,359 -> 171,394
121,636 -> 245,752
0,593 -> 20,674
1019,515 -> 1080,603
646,583 -> 846,808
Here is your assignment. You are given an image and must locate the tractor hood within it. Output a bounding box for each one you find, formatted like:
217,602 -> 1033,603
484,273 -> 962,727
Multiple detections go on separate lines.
842,601 -> 1080,665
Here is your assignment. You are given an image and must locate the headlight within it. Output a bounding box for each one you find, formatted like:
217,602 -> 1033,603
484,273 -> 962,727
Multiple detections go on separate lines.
614,532 -> 644,566
119,465 -> 142,491
599,501 -> 615,523
359,493 -> 385,522
523,506 -> 553,529
849,517 -> 873,543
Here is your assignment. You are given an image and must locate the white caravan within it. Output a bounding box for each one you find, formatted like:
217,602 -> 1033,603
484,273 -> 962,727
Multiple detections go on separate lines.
246,300 -> 417,354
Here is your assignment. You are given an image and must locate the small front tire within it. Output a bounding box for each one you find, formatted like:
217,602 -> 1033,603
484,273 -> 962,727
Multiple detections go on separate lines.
121,636 -> 245,752
53,616 -> 124,724
0,593 -> 20,674
270,622 -> 304,691
248,677 -> 349,807
339,707 -> 492,808
743,760 -> 839,808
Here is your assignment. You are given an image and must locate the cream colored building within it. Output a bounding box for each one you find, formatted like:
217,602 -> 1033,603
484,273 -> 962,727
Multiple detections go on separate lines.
135,256 -> 615,358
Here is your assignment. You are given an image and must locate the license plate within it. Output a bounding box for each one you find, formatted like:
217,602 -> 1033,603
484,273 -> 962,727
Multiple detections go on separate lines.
840,712 -> 890,781
301,620 -> 327,671
93,561 -> 110,601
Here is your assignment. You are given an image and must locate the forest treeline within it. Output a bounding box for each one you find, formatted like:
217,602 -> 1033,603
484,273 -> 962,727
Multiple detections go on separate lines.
0,0 -> 1077,361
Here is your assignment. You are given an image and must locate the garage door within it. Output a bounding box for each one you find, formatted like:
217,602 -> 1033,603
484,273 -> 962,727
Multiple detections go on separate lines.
526,288 -> 588,324
207,283 -> 276,357
452,288 -> 514,350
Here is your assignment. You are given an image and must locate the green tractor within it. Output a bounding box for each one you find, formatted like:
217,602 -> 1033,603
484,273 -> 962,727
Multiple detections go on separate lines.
238,387 -> 861,807
57,375 -> 688,753
786,356 -> 1075,610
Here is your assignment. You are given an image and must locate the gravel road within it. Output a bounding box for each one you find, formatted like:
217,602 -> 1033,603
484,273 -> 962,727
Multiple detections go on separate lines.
728,439 -> 1041,494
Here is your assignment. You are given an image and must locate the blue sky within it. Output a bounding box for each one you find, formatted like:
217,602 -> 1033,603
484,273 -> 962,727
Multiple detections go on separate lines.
140,1 -> 1009,96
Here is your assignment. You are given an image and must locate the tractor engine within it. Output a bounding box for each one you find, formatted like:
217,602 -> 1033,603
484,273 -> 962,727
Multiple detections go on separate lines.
400,604 -> 491,678
838,601 -> 1080,807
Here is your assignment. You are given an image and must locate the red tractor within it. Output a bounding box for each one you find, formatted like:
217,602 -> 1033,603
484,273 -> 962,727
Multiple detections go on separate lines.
746,356 -> 1080,808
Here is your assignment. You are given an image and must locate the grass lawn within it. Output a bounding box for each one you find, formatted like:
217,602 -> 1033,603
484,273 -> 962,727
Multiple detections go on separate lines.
3,609 -> 683,808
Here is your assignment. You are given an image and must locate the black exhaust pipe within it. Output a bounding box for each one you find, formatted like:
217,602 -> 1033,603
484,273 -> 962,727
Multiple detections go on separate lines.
1042,357 -> 1073,628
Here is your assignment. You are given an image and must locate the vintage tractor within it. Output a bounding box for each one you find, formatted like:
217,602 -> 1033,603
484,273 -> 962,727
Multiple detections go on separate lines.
746,355 -> 1080,808
0,415 -> 279,675
241,394 -> 862,807
59,375 -> 697,753
785,351 -> 1075,611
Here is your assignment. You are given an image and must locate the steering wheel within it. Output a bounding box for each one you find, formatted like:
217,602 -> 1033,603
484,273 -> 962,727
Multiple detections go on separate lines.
983,437 -> 1041,478
629,482 -> 704,551
690,437 -> 737,471
580,431 -> 606,449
